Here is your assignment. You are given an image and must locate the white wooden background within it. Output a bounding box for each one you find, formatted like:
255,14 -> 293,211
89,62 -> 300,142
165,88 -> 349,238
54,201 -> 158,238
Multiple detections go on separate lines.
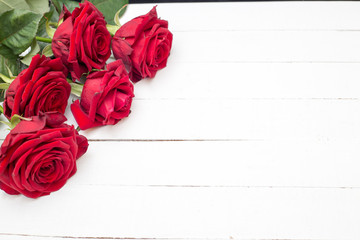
1,2 -> 360,240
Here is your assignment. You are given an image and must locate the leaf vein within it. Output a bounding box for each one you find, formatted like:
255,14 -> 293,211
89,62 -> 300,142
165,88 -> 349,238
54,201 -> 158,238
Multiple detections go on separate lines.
0,0 -> 12,8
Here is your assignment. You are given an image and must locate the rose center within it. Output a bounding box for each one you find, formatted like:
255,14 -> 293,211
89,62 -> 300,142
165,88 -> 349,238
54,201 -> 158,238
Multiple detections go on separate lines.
39,161 -> 55,177
94,29 -> 109,56
155,47 -> 165,62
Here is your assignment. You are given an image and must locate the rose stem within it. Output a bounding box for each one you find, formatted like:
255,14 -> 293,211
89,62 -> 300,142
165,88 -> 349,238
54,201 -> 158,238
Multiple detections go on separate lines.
36,36 -> 52,43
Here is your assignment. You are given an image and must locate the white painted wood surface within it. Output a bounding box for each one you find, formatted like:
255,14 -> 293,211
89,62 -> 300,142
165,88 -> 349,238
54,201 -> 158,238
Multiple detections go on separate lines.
1,2 -> 360,240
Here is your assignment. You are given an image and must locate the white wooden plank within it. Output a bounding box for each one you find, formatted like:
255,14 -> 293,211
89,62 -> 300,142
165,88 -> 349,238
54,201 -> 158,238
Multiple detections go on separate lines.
1,139 -> 359,188
0,236 -> 179,240
0,186 -> 359,239
73,140 -> 360,188
123,3 -> 360,31
3,61 -> 360,139
171,31 -> 360,63
2,61 -> 360,140
135,62 -> 360,99
65,99 -> 360,140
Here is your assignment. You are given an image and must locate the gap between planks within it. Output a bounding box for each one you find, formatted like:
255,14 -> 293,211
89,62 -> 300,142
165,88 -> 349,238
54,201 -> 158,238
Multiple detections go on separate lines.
173,29 -> 360,32
133,97 -> 359,101
72,184 -> 360,190
171,60 -> 360,64
87,139 -> 264,142
0,232 -> 335,240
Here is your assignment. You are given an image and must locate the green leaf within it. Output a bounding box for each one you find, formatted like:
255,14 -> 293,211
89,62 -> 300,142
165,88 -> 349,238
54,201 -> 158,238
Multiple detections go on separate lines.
36,6 -> 57,51
106,24 -> 120,36
0,0 -> 29,15
25,0 -> 50,14
10,114 -> 23,128
50,0 -> 61,14
89,0 -> 128,25
46,18 -> 56,39
48,4 -> 60,23
0,120 -> 12,129
0,9 -> 42,56
0,53 -> 19,81
0,82 -> 10,89
5,64 -> 14,78
114,3 -> 127,26
1,114 -> 32,129
37,7 -> 53,36
0,90 -> 5,102
20,40 -> 40,66
0,0 -> 50,15
69,82 -> 84,97
51,0 -> 80,14
42,44 -> 53,57
0,73 -> 12,83
0,51 -> 20,98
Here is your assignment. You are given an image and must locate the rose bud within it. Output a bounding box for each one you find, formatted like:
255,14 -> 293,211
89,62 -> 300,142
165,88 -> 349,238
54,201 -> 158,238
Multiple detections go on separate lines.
71,60 -> 134,130
0,112 -> 88,198
3,54 -> 70,119
112,6 -> 173,82
52,1 -> 111,81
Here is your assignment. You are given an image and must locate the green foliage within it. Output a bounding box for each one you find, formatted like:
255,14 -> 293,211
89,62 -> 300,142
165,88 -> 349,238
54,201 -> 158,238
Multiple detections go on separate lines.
0,9 -> 42,56
0,114 -> 31,129
114,3 -> 127,26
89,0 -> 128,25
0,73 -> 13,84
69,81 -> 84,97
41,44 -> 53,57
25,0 -> 50,14
0,0 -> 129,101
0,0 -> 50,15
37,6 -> 56,39
106,24 -> 120,36
0,62 -> 16,102
0,82 -> 10,90
0,90 -> 5,103
20,40 -> 40,66
0,0 -> 30,14
51,0 -> 80,14
0,53 -> 19,80
0,9 -> 42,77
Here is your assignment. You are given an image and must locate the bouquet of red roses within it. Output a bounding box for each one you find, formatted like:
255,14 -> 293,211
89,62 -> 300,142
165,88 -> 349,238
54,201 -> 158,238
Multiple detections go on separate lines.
0,0 -> 173,198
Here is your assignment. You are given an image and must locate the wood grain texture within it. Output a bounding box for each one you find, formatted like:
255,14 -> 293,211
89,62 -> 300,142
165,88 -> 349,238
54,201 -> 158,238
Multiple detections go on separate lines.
134,62 -> 360,99
122,2 -> 360,31
0,186 -> 360,239
76,99 -> 360,140
73,140 -> 360,188
171,31 -> 360,63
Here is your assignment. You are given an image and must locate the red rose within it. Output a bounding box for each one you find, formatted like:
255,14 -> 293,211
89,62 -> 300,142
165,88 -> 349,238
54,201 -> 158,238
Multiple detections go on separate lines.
3,54 -> 70,119
71,60 -> 134,130
0,112 -> 88,198
112,6 -> 173,82
52,1 -> 111,81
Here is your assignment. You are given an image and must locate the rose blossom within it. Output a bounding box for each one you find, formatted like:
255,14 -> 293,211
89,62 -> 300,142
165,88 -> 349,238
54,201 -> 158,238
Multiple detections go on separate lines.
52,0 -> 111,81
3,54 -> 70,119
112,6 -> 173,82
0,112 -> 88,198
71,60 -> 134,130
